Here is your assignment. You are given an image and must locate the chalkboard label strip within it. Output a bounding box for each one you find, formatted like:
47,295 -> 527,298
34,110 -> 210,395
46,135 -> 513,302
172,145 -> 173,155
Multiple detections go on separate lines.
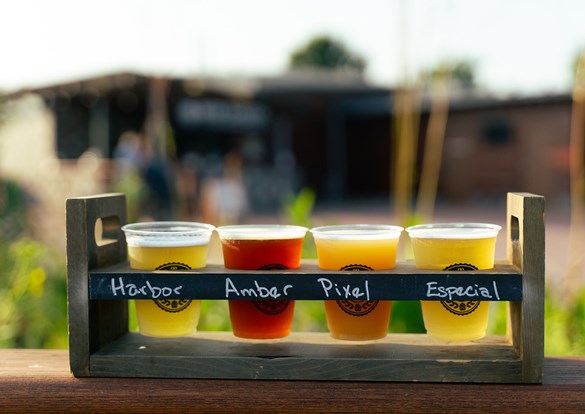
89,262 -> 522,301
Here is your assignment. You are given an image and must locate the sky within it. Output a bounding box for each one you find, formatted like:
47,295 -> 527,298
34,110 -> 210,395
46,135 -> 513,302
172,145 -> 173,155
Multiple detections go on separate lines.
1,0 -> 585,95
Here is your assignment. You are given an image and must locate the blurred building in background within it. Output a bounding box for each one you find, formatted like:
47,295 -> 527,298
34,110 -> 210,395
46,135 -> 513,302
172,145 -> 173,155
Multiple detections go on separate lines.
0,71 -> 573,231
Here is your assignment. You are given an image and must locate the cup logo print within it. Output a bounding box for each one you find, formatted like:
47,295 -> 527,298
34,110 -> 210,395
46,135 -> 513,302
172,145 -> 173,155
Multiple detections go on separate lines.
441,263 -> 480,316
252,263 -> 290,315
337,264 -> 378,316
252,299 -> 290,315
154,263 -> 192,313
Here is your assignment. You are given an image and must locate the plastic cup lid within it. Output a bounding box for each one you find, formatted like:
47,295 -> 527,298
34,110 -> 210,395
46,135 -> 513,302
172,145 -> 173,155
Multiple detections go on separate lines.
216,224 -> 308,240
405,222 -> 501,239
310,224 -> 403,240
122,221 -> 215,247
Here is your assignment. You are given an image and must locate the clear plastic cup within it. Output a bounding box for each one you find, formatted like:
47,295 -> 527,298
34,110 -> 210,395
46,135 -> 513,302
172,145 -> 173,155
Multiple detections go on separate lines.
216,224 -> 308,339
406,222 -> 502,341
310,224 -> 403,341
122,221 -> 215,337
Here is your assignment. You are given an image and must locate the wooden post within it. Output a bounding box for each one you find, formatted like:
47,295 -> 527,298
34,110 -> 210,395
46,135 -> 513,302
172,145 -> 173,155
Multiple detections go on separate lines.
66,193 -> 128,376
506,192 -> 545,383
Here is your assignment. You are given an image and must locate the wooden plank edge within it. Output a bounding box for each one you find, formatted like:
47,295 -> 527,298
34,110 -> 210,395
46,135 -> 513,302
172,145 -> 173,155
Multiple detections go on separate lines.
89,354 -> 523,383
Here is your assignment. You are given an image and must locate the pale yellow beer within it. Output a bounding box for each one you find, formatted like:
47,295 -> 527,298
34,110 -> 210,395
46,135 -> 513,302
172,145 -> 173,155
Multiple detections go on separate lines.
122,222 -> 215,337
311,225 -> 403,341
406,223 -> 501,341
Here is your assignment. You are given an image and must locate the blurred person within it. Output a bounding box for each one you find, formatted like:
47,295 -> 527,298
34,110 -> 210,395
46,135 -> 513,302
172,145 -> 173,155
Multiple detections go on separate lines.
112,131 -> 148,221
113,131 -> 145,174
200,151 -> 248,225
112,131 -> 174,221
176,152 -> 201,219
140,152 -> 174,221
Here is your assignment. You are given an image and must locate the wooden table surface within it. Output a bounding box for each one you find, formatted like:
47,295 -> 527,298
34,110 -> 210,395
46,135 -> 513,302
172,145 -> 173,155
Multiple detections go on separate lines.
1,349 -> 584,413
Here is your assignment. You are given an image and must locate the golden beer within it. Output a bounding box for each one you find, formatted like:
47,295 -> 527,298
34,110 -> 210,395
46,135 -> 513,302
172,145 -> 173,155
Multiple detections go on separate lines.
406,223 -> 501,341
122,222 -> 215,337
311,225 -> 403,341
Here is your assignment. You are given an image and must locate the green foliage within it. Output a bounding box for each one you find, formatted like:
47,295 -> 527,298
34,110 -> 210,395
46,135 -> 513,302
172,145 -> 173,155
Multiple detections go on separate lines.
111,170 -> 147,223
289,36 -> 366,72
283,188 -> 317,259
544,290 -> 585,355
420,58 -> 476,88
293,301 -> 328,332
198,300 -> 231,331
0,180 -> 29,240
487,301 -> 508,336
196,300 -> 329,333
283,188 -> 316,229
0,179 -> 68,349
389,301 -> 425,333
0,238 -> 68,348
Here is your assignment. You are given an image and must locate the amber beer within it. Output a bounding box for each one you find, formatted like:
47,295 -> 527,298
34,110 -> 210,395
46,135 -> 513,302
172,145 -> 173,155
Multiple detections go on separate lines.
217,225 -> 308,339
310,225 -> 403,341
406,223 -> 502,341
122,221 -> 215,337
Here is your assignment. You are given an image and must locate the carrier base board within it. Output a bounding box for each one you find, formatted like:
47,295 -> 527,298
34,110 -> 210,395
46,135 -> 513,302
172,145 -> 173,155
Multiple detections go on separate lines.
66,192 -> 545,383
90,331 -> 521,382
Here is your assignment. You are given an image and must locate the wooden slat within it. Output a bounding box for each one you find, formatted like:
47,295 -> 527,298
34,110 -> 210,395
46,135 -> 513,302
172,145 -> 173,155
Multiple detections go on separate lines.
0,350 -> 584,413
88,332 -> 521,382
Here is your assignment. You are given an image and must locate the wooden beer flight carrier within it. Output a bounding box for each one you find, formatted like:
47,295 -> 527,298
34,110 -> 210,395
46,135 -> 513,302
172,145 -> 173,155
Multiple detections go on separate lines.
66,192 -> 544,383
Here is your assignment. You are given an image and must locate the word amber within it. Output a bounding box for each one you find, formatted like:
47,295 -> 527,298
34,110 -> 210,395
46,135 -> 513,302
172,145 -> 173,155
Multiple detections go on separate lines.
225,277 -> 293,299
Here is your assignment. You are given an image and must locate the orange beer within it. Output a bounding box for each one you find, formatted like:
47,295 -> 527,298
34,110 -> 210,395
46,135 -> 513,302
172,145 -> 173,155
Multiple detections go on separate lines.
122,221 -> 215,337
311,225 -> 403,341
406,223 -> 501,341
217,225 -> 308,339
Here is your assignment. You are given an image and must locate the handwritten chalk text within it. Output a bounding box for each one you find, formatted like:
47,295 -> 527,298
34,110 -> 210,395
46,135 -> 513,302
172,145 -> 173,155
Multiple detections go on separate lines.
426,281 -> 501,301
317,278 -> 370,300
225,277 -> 293,299
111,277 -> 182,299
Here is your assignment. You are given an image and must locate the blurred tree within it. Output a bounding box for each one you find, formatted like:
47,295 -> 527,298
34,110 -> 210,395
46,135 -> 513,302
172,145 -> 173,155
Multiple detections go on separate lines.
420,59 -> 476,88
289,36 -> 366,72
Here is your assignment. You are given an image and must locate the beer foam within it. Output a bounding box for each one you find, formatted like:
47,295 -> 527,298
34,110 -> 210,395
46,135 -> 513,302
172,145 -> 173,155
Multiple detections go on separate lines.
216,225 -> 308,240
310,225 -> 403,240
406,223 -> 501,239
122,222 -> 215,247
